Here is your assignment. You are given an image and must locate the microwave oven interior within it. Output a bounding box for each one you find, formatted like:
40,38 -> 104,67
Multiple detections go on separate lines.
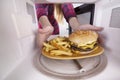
36,3 -> 107,80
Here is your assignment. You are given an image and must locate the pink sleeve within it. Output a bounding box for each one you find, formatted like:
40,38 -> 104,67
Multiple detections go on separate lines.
35,4 -> 48,20
61,3 -> 76,22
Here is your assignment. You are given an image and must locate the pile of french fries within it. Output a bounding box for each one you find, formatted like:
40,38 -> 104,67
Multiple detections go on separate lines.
43,36 -> 73,56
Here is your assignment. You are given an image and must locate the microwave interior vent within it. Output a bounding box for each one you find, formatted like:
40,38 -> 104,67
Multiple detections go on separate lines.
110,7 -> 120,28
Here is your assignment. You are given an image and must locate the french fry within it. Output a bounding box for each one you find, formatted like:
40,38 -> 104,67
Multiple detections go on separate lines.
45,47 -> 49,52
43,36 -> 75,57
56,36 -> 66,41
43,42 -> 56,49
50,37 -> 70,51
51,42 -> 70,52
50,50 -> 73,56
57,42 -> 68,45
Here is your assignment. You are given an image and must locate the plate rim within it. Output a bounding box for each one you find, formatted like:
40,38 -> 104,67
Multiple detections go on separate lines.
42,46 -> 104,60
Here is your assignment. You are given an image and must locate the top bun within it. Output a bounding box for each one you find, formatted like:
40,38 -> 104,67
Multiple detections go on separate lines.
69,30 -> 98,46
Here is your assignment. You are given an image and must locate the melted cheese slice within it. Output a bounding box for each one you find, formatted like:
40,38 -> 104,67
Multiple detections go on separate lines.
80,42 -> 96,49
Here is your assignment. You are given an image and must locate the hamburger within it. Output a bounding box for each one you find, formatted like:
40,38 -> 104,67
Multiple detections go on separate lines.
69,30 -> 99,54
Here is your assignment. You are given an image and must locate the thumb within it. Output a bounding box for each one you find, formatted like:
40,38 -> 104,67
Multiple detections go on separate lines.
38,26 -> 53,34
38,28 -> 46,34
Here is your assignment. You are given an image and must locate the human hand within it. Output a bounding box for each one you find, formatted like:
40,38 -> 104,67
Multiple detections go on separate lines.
74,24 -> 104,45
74,24 -> 103,31
36,26 -> 54,50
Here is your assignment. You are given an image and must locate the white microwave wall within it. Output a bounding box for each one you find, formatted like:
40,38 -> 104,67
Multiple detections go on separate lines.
0,0 -> 38,79
94,0 -> 120,59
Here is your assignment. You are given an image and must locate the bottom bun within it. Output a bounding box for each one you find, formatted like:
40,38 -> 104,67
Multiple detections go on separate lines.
72,46 -> 99,54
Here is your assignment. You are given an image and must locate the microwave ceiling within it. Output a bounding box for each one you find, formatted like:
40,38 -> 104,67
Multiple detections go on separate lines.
34,0 -> 100,3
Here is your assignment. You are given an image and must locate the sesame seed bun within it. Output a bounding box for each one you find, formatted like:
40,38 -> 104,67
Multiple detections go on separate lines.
69,30 -> 98,54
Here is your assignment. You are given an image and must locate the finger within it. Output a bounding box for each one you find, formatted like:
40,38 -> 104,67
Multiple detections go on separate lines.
37,34 -> 48,48
38,27 -> 51,34
38,28 -> 46,34
88,26 -> 103,31
98,35 -> 104,45
93,26 -> 104,31
97,32 -> 107,45
78,24 -> 104,31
